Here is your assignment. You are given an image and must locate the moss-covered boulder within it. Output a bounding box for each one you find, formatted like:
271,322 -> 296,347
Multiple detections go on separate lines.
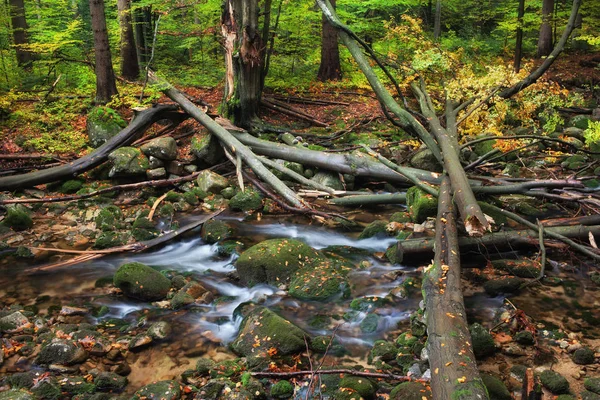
228,188 -> 263,212
585,378 -> 600,395
131,216 -> 160,241
0,389 -> 35,400
311,171 -> 345,190
86,106 -> 126,148
230,307 -> 308,358
235,238 -> 322,286
95,205 -> 122,231
360,314 -> 380,333
339,376 -> 376,400
358,221 -> 388,239
140,137 -> 177,161
170,281 -> 213,309
481,374 -> 511,400
288,258 -> 352,301
483,277 -> 524,296
389,381 -> 432,400
514,330 -> 535,345
410,148 -> 442,172
269,380 -> 294,399
59,179 -> 84,194
4,205 -> 33,231
569,114 -> 592,130
350,296 -> 388,312
131,380 -> 181,400
113,262 -> 171,301
491,259 -> 541,278
31,377 -> 62,400
406,186 -> 437,223
469,323 -> 496,358
573,347 -> 595,365
368,340 -> 398,364
94,231 -> 127,249
310,336 -> 345,356
35,339 -> 88,365
582,391 -> 600,400
108,147 -> 149,178
0,311 -> 30,333
191,134 -> 225,167
197,170 -> 229,194
540,370 -> 569,394
200,219 -> 233,244
94,371 -> 127,392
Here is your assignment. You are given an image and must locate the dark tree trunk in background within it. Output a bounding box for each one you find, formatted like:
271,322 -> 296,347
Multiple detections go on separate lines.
89,0 -> 118,104
117,0 -> 140,80
221,0 -> 263,129
514,0 -> 525,72
433,0 -> 442,41
537,0 -> 554,57
9,0 -> 35,69
133,5 -> 151,66
317,0 -> 341,81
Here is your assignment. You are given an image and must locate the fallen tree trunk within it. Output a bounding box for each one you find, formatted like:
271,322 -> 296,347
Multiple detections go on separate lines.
394,225 -> 600,264
0,105 -> 184,191
423,176 -> 489,399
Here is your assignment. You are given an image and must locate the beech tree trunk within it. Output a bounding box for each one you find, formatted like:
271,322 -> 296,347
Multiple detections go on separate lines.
133,5 -> 151,66
433,0 -> 442,41
221,0 -> 263,129
9,0 -> 35,69
89,0 -> 118,104
537,0 -> 554,57
514,0 -> 525,72
117,0 -> 140,80
317,0 -> 341,81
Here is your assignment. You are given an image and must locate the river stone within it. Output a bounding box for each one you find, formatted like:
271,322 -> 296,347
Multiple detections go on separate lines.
140,137 -> 177,160
231,307 -> 308,358
148,156 -> 164,169
86,106 -> 126,148
35,339 -> 88,365
469,323 -> 496,358
31,378 -> 62,399
196,170 -> 229,194
191,134 -> 225,167
0,311 -> 30,333
0,389 -> 35,400
171,281 -> 213,309
540,370 -> 569,394
113,262 -> 171,301
270,380 -> 294,399
483,277 -> 524,296
4,205 -> 33,231
147,167 -> 167,180
410,148 -> 442,172
481,374 -> 511,400
585,378 -> 600,395
339,376 -> 377,400
289,259 -> 351,301
146,321 -> 171,340
228,188 -> 263,212
129,334 -> 153,350
94,371 -> 128,392
369,340 -> 399,364
131,380 -> 181,400
406,187 -> 437,223
60,376 -> 96,395
573,347 -> 595,365
200,219 -> 233,244
389,381 -> 432,400
234,238 -> 322,286
491,259 -> 541,278
358,220 -> 388,239
95,205 -> 122,231
582,391 -> 600,400
311,170 -> 344,191
108,147 -> 150,178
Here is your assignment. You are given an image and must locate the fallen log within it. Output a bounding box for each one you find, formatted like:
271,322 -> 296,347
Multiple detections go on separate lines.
0,105 -> 185,191
422,176 -> 489,399
261,98 -> 328,127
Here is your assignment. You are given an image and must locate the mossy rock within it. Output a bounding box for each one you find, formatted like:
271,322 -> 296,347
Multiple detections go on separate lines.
113,262 -> 171,301
311,170 -> 345,191
390,212 -> 411,223
210,359 -> 244,378
32,379 -> 62,400
385,243 -> 402,265
339,376 -> 377,400
469,323 -> 496,358
310,335 -> 345,356
358,220 -> 388,239
569,114 -> 591,130
350,296 -> 388,312
481,374 -> 511,400
6,372 -> 34,389
234,238 -> 322,286
230,307 -> 308,358
196,170 -> 229,194
95,205 -> 122,231
410,148 -> 442,172
0,389 -> 35,400
406,186 -> 437,223
140,137 -> 177,161
585,378 -> 600,395
200,219 -> 233,244
514,330 -> 535,345
35,339 -> 87,365
108,147 -> 149,178
389,381 -> 432,400
94,231 -> 127,249
540,370 -> 569,394
86,106 -> 126,148
130,380 -> 180,400
132,217 -> 159,241
182,191 -> 199,205
191,134 -> 225,167
491,259 -> 540,278
288,259 -> 352,301
158,203 -> 175,218
368,340 -> 398,364
196,358 -> 216,375
270,380 -> 294,399
581,391 -> 600,400
573,347 -> 595,365
59,179 -> 84,194
360,314 -> 380,333
4,205 -> 33,231
228,188 -> 263,212
94,372 -> 127,392
483,277 -> 524,296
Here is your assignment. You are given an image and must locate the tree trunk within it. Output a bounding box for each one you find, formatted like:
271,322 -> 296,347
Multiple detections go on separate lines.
9,0 -> 35,69
89,0 -> 118,104
514,0 -> 525,72
537,0 -> 554,57
221,0 -> 263,129
433,0 -> 442,41
133,5 -> 150,66
317,0 -> 341,81
117,0 -> 140,80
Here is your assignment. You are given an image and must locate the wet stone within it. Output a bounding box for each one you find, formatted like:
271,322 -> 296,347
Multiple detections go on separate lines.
131,380 -> 181,400
35,339 -> 88,366
0,311 -> 30,333
94,371 -> 128,392
540,370 -> 570,394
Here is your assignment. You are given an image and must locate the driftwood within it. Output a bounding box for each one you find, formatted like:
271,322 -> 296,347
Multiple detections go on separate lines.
423,176 -> 488,399
0,105 -> 186,191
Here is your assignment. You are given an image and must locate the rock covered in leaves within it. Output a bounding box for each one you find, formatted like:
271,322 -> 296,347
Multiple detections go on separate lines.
113,262 -> 171,301
234,238 -> 322,286
200,219 -> 233,244
288,258 -> 352,301
228,188 -> 263,212
389,381 -> 432,400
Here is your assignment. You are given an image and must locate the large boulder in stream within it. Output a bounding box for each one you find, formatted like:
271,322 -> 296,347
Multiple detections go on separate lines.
230,307 -> 308,358
113,262 -> 171,301
288,258 -> 352,301
234,238 -> 322,286
35,339 -> 88,365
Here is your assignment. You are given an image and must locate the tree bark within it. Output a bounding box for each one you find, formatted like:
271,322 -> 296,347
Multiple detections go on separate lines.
221,0 -> 263,129
9,0 -> 35,69
133,4 -> 150,66
423,177 -> 489,400
89,0 -> 119,104
537,0 -> 554,57
514,0 -> 525,72
117,0 -> 140,80
433,0 -> 442,41
317,0 -> 341,81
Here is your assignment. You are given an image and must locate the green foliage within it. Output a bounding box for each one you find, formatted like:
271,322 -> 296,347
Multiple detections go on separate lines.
584,121 -> 600,147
